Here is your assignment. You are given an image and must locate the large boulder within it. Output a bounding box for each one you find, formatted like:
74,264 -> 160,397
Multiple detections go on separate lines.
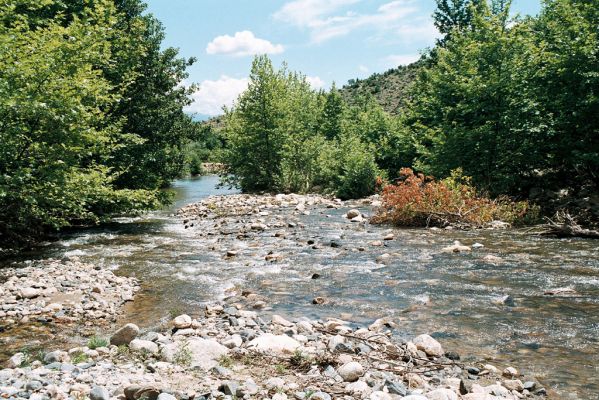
247,333 -> 301,355
412,334 -> 444,357
110,323 -> 139,346
161,338 -> 228,370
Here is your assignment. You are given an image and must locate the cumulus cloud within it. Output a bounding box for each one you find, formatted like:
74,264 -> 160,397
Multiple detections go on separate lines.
306,76 -> 325,89
206,31 -> 284,57
384,53 -> 421,67
185,76 -> 249,116
273,0 -> 431,43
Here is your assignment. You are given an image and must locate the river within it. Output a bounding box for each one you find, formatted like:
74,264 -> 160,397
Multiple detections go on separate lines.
1,175 -> 598,399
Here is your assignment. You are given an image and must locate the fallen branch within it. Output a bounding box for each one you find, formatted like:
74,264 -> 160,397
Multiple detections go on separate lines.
540,211 -> 599,239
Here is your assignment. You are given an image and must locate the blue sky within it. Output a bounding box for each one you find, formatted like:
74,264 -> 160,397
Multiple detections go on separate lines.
144,0 -> 542,117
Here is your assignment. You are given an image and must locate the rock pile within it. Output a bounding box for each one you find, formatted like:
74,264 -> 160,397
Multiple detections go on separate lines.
1,302 -> 547,400
0,258 -> 139,326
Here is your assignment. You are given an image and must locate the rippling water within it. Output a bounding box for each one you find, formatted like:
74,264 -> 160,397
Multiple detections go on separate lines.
2,176 -> 598,399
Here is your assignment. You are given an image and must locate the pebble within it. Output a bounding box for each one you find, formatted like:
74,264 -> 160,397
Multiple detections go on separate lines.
336,362 -> 364,382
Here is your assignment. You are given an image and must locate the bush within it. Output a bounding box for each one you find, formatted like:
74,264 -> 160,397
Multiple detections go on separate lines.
372,168 -> 537,227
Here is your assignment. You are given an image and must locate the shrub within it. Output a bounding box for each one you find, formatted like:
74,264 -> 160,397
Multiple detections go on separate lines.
372,168 -> 536,227
87,336 -> 109,350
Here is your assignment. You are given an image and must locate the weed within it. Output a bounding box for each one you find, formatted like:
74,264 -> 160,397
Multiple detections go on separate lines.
173,340 -> 192,367
87,335 -> 108,350
71,351 -> 88,364
218,354 -> 233,368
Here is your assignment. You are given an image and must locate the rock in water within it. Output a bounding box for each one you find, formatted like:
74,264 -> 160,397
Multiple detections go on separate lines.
346,209 -> 361,219
110,323 -> 140,346
412,334 -> 444,357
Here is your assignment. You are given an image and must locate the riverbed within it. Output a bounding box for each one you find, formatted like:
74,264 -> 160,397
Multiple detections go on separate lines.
1,175 -> 598,399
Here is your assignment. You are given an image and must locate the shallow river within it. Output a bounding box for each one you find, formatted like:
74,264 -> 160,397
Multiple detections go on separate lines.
2,176 -> 599,399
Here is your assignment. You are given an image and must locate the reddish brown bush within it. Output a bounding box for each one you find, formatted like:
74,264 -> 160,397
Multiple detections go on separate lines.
372,168 -> 535,228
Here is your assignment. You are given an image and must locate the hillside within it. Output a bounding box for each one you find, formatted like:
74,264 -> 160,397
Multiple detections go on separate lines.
339,60 -> 423,115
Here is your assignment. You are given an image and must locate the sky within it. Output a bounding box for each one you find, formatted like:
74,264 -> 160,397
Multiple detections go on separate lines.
144,0 -> 542,118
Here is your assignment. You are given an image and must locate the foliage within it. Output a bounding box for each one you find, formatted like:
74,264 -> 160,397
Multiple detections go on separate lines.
224,55 -> 382,198
0,0 -> 195,248
87,336 -> 109,350
372,168 -> 536,227
339,62 -> 423,115
433,0 -> 484,45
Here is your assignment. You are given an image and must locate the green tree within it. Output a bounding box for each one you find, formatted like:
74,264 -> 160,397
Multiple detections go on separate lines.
433,0 -> 484,44
0,0 -> 160,246
223,55 -> 288,192
319,83 -> 345,140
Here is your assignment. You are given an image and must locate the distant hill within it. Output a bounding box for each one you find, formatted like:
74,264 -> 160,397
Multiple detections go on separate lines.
339,60 -> 424,115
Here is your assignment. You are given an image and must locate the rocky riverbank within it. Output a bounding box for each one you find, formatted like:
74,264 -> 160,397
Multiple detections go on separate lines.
1,192 -> 577,399
0,258 -> 139,326
1,300 -> 547,400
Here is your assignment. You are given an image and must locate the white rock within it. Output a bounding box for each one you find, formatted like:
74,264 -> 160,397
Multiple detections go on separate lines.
223,334 -> 243,349
336,362 -> 364,382
412,334 -> 444,357
8,353 -> 24,368
247,333 -> 301,355
161,338 -> 228,370
20,287 -> 40,299
129,339 -> 158,354
345,380 -> 370,394
369,392 -> 393,400
271,314 -> 293,327
157,394 -> 177,400
173,314 -> 192,329
427,388 -> 458,400
502,366 -> 519,377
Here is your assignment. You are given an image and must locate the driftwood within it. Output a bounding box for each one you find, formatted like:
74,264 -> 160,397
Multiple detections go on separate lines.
539,211 -> 599,239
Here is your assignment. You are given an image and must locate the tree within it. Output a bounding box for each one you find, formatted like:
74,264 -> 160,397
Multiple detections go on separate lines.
408,0 -> 547,194
319,83 -> 345,140
223,55 -> 288,192
0,0 -> 160,246
433,0 -> 484,45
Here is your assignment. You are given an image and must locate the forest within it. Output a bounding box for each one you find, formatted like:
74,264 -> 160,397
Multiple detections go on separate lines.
1,0 -> 597,249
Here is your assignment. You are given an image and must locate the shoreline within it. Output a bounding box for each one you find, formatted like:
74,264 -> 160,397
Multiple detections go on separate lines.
1,192 -> 583,399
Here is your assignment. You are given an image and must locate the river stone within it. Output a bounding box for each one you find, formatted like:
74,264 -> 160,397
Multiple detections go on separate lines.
427,388 -> 459,400
89,386 -> 110,400
369,392 -> 392,400
502,379 -> 524,391
247,333 -> 301,355
110,323 -> 139,345
345,380 -> 369,394
25,381 -> 43,391
346,209 -> 361,219
129,339 -> 159,354
44,350 -> 69,364
173,314 -> 192,329
20,287 -> 41,299
336,361 -> 364,382
157,394 -> 177,400
161,338 -> 227,370
310,392 -> 331,400
8,353 -> 24,368
502,366 -> 519,378
271,314 -> 293,327
402,396 -> 429,400
413,334 -> 444,357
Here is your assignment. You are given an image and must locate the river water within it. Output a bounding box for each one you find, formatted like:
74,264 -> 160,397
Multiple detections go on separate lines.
2,176 -> 599,399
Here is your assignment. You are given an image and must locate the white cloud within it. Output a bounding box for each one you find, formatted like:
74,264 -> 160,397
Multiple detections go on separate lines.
273,0 -> 428,43
384,53 -> 420,67
306,76 -> 325,89
358,65 -> 369,73
185,76 -> 249,116
206,31 -> 284,57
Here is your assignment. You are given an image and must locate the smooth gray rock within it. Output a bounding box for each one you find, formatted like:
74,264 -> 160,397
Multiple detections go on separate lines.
89,386 -> 110,400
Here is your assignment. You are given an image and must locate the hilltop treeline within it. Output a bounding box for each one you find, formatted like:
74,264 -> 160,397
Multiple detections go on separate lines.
0,0 -> 199,247
223,0 -> 598,222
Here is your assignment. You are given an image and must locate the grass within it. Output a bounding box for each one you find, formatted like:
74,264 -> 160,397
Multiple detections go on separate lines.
87,335 -> 108,350
173,340 -> 192,367
71,351 -> 88,364
218,354 -> 233,368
